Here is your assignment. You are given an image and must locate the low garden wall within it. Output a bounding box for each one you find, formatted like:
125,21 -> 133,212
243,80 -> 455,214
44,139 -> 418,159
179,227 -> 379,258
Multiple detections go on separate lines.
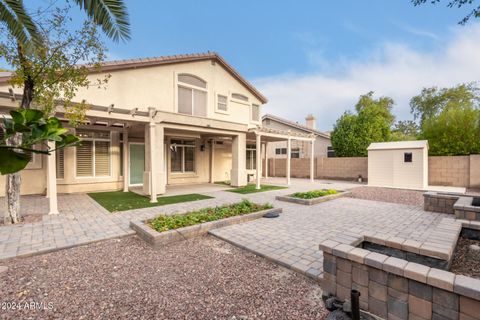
318,219 -> 480,320
131,207 -> 282,248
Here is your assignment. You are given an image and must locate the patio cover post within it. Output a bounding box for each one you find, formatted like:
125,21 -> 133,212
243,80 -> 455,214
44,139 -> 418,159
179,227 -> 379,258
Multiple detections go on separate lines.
264,142 -> 268,178
148,122 -> 157,203
210,139 -> 215,183
286,137 -> 291,185
256,133 -> 261,190
310,139 -> 315,182
46,140 -> 59,214
123,129 -> 129,192
231,133 -> 247,187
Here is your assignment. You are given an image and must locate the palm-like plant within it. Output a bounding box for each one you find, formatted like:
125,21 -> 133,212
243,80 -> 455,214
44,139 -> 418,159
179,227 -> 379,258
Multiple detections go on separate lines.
0,0 -> 130,44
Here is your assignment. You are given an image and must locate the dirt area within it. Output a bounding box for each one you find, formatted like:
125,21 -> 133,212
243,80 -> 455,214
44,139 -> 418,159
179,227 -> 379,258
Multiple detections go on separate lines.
0,214 -> 42,226
347,186 -> 424,206
450,237 -> 480,279
0,236 -> 327,320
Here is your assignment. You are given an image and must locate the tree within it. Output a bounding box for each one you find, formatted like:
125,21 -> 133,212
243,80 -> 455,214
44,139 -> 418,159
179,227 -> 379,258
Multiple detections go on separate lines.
412,0 -> 480,24
411,84 -> 480,155
391,120 -> 419,141
331,92 -> 395,157
0,0 -> 130,47
0,2 -> 127,224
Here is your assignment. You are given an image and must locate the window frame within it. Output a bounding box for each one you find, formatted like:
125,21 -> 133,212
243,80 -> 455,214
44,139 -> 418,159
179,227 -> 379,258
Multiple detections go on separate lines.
246,144 -> 256,170
74,129 -> 112,178
215,93 -> 229,114
404,152 -> 413,163
251,104 -> 260,123
291,148 -> 300,158
170,139 -> 196,174
176,73 -> 208,118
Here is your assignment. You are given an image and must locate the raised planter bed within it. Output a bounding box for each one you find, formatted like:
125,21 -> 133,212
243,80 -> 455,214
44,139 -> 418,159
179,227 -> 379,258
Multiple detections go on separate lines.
318,218 -> 480,320
424,192 -> 480,221
276,190 -> 349,206
131,207 -> 282,248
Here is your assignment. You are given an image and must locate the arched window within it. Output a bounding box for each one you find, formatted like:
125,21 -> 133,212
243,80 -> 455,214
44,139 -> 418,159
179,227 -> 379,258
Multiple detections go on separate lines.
231,93 -> 249,102
177,74 -> 207,117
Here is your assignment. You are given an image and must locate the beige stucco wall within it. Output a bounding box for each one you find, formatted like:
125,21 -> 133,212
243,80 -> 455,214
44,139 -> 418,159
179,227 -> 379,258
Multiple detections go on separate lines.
368,148 -> 427,190
213,142 -> 233,182
56,130 -> 124,193
76,60 -> 262,128
0,58 -> 266,194
0,153 -> 46,196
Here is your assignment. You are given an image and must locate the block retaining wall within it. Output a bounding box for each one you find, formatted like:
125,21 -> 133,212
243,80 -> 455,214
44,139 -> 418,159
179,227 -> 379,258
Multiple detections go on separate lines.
319,235 -> 480,320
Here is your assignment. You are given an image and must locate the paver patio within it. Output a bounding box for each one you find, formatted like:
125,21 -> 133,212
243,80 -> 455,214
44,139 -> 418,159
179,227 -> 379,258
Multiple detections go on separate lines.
210,196 -> 450,279
0,177 -> 449,279
0,178 -> 357,260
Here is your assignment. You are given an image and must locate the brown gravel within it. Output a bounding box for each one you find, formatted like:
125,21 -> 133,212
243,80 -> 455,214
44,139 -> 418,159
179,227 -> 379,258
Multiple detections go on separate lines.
450,237 -> 480,279
347,186 -> 424,206
0,236 -> 327,320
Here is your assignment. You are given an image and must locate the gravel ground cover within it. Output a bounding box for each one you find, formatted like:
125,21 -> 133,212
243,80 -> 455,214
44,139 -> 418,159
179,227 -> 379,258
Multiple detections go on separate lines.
347,186 -> 424,206
0,236 -> 327,320
450,236 -> 480,279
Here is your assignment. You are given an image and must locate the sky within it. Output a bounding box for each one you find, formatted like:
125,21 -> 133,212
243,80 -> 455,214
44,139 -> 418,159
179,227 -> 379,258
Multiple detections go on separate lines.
7,0 -> 480,131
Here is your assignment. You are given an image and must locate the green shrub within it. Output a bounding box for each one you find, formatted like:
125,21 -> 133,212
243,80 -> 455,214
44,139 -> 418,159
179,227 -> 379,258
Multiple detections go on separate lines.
148,200 -> 272,232
291,189 -> 338,199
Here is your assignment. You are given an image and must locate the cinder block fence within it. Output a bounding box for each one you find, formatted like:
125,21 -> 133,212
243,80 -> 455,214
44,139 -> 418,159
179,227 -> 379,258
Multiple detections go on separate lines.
267,155 -> 480,188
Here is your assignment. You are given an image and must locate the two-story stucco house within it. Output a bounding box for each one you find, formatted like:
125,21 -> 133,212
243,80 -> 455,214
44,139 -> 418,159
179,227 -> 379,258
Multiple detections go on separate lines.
0,53 -> 316,213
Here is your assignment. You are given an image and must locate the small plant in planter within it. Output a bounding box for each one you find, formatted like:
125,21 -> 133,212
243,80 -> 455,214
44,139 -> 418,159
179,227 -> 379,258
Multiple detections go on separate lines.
291,189 -> 338,199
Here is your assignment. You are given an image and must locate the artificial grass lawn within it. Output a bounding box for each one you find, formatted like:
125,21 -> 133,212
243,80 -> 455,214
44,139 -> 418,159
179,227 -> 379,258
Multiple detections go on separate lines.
88,191 -> 213,213
291,189 -> 338,199
149,199 -> 272,232
226,184 -> 287,194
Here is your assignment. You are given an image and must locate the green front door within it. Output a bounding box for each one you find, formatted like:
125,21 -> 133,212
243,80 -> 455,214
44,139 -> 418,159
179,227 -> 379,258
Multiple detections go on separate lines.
129,144 -> 145,185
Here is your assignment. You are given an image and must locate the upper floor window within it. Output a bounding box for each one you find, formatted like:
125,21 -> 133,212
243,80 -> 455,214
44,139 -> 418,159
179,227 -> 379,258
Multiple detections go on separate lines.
217,94 -> 228,112
177,74 -> 207,117
178,74 -> 207,88
232,93 -> 249,102
251,104 -> 260,122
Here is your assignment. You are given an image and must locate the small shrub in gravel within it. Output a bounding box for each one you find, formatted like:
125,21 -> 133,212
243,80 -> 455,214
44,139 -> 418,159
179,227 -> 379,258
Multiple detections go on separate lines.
148,199 -> 272,232
291,189 -> 338,199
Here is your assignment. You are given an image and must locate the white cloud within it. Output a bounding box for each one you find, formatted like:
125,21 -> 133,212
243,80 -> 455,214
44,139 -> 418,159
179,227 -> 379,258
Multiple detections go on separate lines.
254,23 -> 480,131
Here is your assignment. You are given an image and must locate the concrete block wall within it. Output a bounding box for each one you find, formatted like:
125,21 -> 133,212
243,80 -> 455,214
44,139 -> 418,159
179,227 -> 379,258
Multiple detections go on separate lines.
268,157 -> 367,181
317,157 -> 368,181
267,155 -> 480,188
428,156 -> 470,188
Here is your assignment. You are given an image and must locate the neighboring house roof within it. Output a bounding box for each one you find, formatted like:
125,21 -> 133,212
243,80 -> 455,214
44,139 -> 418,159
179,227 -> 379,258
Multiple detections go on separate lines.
0,52 -> 268,104
367,140 -> 428,151
262,113 -> 331,139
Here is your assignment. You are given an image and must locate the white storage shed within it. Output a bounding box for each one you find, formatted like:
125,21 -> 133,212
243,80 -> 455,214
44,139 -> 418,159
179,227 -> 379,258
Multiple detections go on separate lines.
367,140 -> 429,190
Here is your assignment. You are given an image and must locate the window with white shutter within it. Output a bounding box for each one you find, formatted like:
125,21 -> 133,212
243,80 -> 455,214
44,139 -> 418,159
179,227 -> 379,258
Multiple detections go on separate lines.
75,130 -> 111,177
56,146 -> 64,179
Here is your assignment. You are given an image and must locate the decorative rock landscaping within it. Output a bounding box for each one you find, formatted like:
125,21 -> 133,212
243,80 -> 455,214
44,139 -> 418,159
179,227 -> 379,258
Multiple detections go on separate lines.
276,190 -> 349,206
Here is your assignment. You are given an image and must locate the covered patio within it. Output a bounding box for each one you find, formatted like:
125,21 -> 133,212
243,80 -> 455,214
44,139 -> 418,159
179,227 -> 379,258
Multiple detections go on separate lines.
248,126 -> 317,190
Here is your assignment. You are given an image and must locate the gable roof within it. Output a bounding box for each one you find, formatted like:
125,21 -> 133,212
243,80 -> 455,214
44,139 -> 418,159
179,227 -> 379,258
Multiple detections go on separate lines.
368,140 -> 428,151
0,52 -> 268,104
262,113 -> 331,139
